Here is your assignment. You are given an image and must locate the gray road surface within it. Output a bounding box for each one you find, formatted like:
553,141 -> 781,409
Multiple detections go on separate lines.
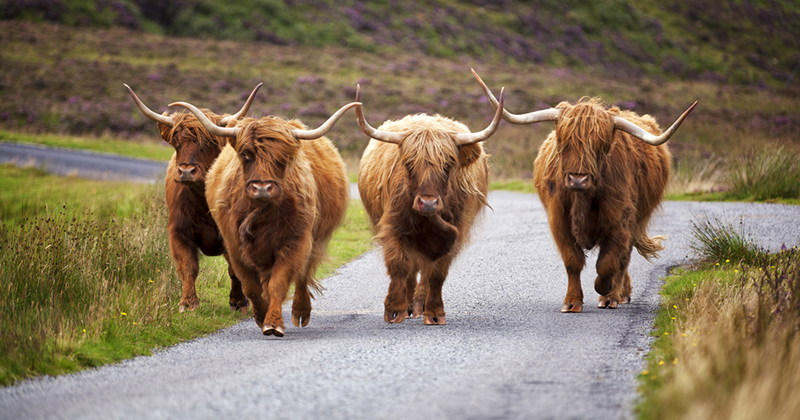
1,145 -> 798,420
0,142 -> 167,183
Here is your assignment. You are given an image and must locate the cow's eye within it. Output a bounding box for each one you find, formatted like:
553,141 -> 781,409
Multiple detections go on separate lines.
240,152 -> 252,163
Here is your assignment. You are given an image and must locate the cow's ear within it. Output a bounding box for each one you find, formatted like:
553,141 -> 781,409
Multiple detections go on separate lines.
227,132 -> 239,150
457,143 -> 482,168
157,122 -> 174,145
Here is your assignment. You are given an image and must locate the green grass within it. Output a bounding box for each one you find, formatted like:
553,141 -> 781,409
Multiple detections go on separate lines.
637,217 -> 800,420
0,130 -> 174,162
0,164 -> 372,386
489,179 -> 533,194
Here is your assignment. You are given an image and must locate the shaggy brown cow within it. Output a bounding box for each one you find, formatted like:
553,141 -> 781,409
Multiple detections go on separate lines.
170,99 -> 356,337
124,83 -> 262,312
355,85 -> 504,325
472,69 -> 696,313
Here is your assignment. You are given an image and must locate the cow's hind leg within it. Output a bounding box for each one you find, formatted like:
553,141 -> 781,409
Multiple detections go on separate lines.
620,270 -> 632,304
223,252 -> 249,313
596,242 -> 631,309
419,258 -> 452,325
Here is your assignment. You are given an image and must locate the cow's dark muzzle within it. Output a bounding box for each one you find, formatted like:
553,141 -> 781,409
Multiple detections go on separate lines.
413,195 -> 442,214
566,173 -> 592,191
247,180 -> 280,200
177,164 -> 202,183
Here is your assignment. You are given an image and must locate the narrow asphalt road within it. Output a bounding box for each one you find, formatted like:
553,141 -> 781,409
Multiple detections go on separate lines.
0,142 -> 167,183
1,143 -> 798,420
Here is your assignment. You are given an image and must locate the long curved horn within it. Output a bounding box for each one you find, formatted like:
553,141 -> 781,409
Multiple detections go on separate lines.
453,87 -> 505,145
471,68 -> 560,125
293,101 -> 362,140
168,101 -> 239,138
219,82 -> 263,126
124,84 -> 175,126
354,84 -> 405,144
613,101 -> 698,146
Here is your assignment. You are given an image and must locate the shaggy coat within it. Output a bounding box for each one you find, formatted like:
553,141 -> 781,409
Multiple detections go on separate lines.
358,114 -> 489,325
158,112 -> 247,312
534,98 -> 671,312
205,117 -> 349,336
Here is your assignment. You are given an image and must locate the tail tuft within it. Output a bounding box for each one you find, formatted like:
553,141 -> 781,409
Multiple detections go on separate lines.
635,234 -> 667,261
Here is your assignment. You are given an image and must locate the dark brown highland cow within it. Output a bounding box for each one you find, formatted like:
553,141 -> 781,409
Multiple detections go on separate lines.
171,99 -> 356,337
355,85 -> 504,325
125,84 -> 262,312
473,69 -> 697,313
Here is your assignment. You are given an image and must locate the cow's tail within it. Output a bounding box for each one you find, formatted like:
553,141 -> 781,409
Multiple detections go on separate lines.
634,234 -> 667,261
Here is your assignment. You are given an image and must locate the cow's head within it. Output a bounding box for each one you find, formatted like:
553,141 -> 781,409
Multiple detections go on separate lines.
170,100 -> 359,204
125,83 -> 262,184
470,69 -> 697,192
355,85 -> 503,215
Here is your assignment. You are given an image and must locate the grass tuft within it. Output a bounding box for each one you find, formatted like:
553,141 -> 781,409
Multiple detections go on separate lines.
689,214 -> 765,266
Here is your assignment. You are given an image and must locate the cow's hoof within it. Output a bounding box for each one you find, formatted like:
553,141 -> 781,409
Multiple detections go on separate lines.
561,302 -> 583,313
262,324 -> 285,337
598,297 -> 619,309
292,312 -> 310,328
384,309 -> 407,324
412,302 -> 424,318
179,299 -> 199,312
423,314 -> 446,325
620,296 -> 631,304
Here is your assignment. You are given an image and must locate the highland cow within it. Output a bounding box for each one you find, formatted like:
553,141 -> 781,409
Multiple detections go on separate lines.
125,83 -> 262,312
355,85 -> 504,325
473,69 -> 696,313
170,99 -> 356,337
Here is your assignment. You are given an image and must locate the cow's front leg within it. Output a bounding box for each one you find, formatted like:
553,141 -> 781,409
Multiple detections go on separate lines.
419,257 -> 452,325
382,234 -> 413,324
551,213 -> 586,313
234,263 -> 268,329
169,234 -> 200,312
262,236 -> 312,337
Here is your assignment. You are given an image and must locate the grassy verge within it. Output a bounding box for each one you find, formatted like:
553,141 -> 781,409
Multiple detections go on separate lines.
0,164 -> 371,386
637,216 -> 800,419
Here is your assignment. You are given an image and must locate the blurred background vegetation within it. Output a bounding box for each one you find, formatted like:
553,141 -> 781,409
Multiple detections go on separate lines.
1,0 -> 798,188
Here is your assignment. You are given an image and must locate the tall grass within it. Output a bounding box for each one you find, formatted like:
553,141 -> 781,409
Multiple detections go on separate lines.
0,164 -> 373,385
0,171 -> 181,383
638,217 -> 800,420
728,145 -> 800,201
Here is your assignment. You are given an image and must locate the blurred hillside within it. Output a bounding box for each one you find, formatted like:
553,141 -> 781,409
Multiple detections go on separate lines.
2,0 -> 799,86
1,1 -> 798,180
